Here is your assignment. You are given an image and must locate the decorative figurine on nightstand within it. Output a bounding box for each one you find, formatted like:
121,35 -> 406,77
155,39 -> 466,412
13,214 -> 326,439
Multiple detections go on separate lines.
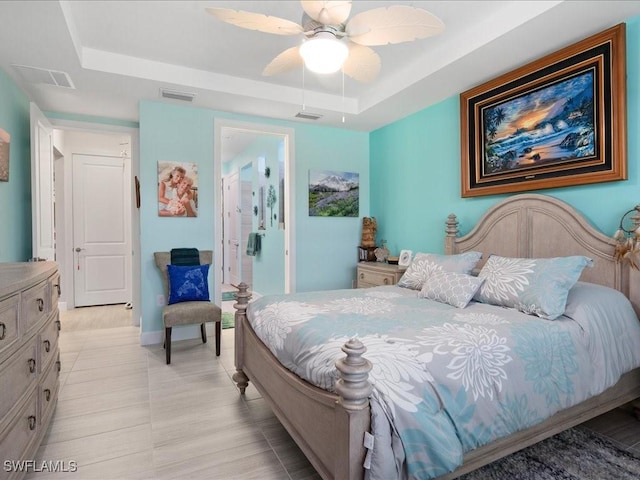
358,217 -> 378,262
375,240 -> 389,262
361,217 -> 377,247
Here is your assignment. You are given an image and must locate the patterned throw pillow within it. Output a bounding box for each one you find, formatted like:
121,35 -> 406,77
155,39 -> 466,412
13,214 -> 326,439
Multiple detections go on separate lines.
167,264 -> 210,305
397,251 -> 483,290
474,255 -> 593,319
419,272 -> 485,308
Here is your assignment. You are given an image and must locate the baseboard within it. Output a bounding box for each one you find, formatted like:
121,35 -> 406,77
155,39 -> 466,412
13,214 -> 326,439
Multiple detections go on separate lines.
139,324 -> 201,346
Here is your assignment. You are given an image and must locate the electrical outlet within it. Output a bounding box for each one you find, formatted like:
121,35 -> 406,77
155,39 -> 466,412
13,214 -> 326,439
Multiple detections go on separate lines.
156,294 -> 166,306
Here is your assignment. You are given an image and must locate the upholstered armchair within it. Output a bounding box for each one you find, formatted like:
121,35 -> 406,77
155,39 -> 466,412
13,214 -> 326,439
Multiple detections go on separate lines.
154,250 -> 221,364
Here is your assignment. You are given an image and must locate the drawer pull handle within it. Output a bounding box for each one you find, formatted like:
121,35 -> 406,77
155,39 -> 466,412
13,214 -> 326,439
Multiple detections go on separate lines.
43,340 -> 51,353
383,278 -> 389,285
56,360 -> 61,372
28,358 -> 36,373
0,322 -> 5,340
44,389 -> 51,402
55,284 -> 61,296
55,319 -> 61,331
359,273 -> 364,279
28,415 -> 36,431
37,298 -> 44,312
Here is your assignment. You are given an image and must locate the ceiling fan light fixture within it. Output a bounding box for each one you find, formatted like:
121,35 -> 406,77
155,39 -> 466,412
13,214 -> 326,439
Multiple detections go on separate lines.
299,32 -> 348,74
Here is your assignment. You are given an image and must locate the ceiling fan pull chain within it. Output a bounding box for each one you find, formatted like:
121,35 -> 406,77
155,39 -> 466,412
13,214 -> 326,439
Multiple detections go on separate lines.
342,70 -> 345,124
302,66 -> 306,111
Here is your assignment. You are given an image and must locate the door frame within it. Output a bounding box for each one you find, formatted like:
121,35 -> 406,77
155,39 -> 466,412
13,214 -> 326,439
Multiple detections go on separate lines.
49,118 -> 140,327
213,119 -> 296,304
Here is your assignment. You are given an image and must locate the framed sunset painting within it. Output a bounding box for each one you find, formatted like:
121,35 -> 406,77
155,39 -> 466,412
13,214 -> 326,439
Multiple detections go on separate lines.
460,24 -> 626,197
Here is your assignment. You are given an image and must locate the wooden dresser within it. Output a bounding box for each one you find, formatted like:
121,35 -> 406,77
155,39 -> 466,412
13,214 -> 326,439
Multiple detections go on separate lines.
356,262 -> 407,288
0,262 -> 60,480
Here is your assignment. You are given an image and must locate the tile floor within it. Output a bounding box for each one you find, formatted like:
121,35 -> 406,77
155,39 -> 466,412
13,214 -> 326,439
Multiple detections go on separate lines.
27,315 -> 319,479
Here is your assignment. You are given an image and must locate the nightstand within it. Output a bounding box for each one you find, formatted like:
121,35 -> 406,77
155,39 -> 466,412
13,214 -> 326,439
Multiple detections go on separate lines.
356,262 -> 407,288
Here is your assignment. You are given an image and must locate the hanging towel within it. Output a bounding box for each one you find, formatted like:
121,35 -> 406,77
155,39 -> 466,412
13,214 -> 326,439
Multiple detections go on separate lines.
170,248 -> 200,266
246,233 -> 261,257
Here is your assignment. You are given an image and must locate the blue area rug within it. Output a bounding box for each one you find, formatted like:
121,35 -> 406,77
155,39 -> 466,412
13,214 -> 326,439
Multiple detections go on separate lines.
460,426 -> 640,479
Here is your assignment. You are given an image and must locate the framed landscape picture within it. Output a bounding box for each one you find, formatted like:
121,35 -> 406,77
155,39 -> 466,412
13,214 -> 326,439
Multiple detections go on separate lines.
460,24 -> 626,197
308,170 -> 359,217
0,128 -> 10,182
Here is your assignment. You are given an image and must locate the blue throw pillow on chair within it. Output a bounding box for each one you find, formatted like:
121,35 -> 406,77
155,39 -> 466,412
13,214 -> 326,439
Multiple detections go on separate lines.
167,264 -> 210,305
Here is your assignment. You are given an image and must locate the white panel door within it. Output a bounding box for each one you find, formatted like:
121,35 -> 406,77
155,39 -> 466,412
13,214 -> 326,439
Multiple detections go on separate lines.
225,172 -> 240,286
30,103 -> 55,261
73,154 -> 131,306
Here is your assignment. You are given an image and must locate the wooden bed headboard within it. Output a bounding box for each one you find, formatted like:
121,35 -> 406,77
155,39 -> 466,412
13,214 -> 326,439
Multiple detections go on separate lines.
445,194 -> 640,315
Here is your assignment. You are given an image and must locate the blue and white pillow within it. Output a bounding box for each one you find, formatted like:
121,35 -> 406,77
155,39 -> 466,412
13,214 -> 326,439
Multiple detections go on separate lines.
419,272 -> 484,308
474,255 -> 593,319
167,264 -> 210,305
397,251 -> 483,290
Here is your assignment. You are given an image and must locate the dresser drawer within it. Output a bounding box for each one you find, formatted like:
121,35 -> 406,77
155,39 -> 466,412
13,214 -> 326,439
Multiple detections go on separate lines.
0,294 -> 19,362
357,268 -> 396,287
49,272 -> 61,308
0,338 -> 38,430
0,389 -> 38,480
21,280 -> 49,334
39,358 -> 59,427
38,314 -> 59,373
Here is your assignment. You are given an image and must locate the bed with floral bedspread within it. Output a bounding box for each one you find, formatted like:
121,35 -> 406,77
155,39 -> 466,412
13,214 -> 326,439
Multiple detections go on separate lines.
246,280 -> 640,479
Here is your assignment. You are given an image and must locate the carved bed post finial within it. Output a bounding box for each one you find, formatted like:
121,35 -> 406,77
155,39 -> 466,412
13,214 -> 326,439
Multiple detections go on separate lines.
234,282 -> 251,315
233,282 -> 252,394
445,213 -> 459,255
335,338 -> 373,411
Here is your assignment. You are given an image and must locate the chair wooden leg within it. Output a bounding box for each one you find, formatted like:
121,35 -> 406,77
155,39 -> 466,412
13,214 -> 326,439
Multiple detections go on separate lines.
201,323 -> 207,343
165,327 -> 172,364
215,321 -> 221,357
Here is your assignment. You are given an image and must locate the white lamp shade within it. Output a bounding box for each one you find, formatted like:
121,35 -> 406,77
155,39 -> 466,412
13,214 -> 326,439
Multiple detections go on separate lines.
299,34 -> 349,74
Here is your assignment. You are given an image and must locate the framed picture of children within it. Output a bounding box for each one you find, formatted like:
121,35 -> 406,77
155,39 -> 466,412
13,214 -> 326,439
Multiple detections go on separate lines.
157,161 -> 198,217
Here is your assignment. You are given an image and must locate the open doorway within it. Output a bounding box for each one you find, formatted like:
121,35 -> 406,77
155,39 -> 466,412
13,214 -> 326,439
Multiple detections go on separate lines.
214,120 -> 295,312
51,122 -> 139,328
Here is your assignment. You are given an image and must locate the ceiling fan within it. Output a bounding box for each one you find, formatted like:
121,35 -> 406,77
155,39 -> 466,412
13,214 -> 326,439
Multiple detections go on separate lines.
205,1 -> 445,83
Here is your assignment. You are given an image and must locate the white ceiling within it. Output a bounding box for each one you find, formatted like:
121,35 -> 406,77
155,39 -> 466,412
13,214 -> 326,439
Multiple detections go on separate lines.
0,1 -> 639,134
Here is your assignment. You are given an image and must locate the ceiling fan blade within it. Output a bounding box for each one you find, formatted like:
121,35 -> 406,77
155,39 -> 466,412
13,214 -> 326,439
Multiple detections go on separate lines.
205,7 -> 303,35
346,5 -> 444,46
262,47 -> 304,76
342,43 -> 381,83
300,1 -> 352,25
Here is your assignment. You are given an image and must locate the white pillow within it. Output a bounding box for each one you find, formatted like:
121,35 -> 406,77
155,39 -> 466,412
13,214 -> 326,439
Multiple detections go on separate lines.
419,271 -> 485,308
474,255 -> 593,319
397,251 -> 482,290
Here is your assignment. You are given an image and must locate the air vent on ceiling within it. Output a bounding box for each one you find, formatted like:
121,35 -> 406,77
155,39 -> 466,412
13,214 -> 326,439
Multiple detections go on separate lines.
12,64 -> 75,89
295,111 -> 322,120
160,88 -> 196,102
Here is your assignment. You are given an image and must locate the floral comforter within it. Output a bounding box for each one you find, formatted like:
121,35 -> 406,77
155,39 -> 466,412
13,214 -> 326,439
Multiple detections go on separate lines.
245,285 -> 640,479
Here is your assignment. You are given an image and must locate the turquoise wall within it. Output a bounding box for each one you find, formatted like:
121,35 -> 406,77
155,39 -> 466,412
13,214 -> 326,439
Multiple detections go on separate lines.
249,138 -> 285,296
224,135 -> 285,296
140,101 -> 369,335
371,16 -> 640,257
0,68 -> 31,262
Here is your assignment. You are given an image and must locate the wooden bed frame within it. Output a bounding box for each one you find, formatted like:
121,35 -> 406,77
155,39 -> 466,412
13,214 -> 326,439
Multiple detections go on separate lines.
232,193 -> 640,480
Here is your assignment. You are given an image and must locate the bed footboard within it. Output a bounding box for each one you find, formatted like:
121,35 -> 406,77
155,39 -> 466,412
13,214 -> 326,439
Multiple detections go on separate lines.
232,283 -> 372,480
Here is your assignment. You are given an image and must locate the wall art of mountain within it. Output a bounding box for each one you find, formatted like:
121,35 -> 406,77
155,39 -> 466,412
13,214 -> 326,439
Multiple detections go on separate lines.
308,170 -> 359,217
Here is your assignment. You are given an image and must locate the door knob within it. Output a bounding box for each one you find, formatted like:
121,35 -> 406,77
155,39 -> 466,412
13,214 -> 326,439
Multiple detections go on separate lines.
75,247 -> 84,252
